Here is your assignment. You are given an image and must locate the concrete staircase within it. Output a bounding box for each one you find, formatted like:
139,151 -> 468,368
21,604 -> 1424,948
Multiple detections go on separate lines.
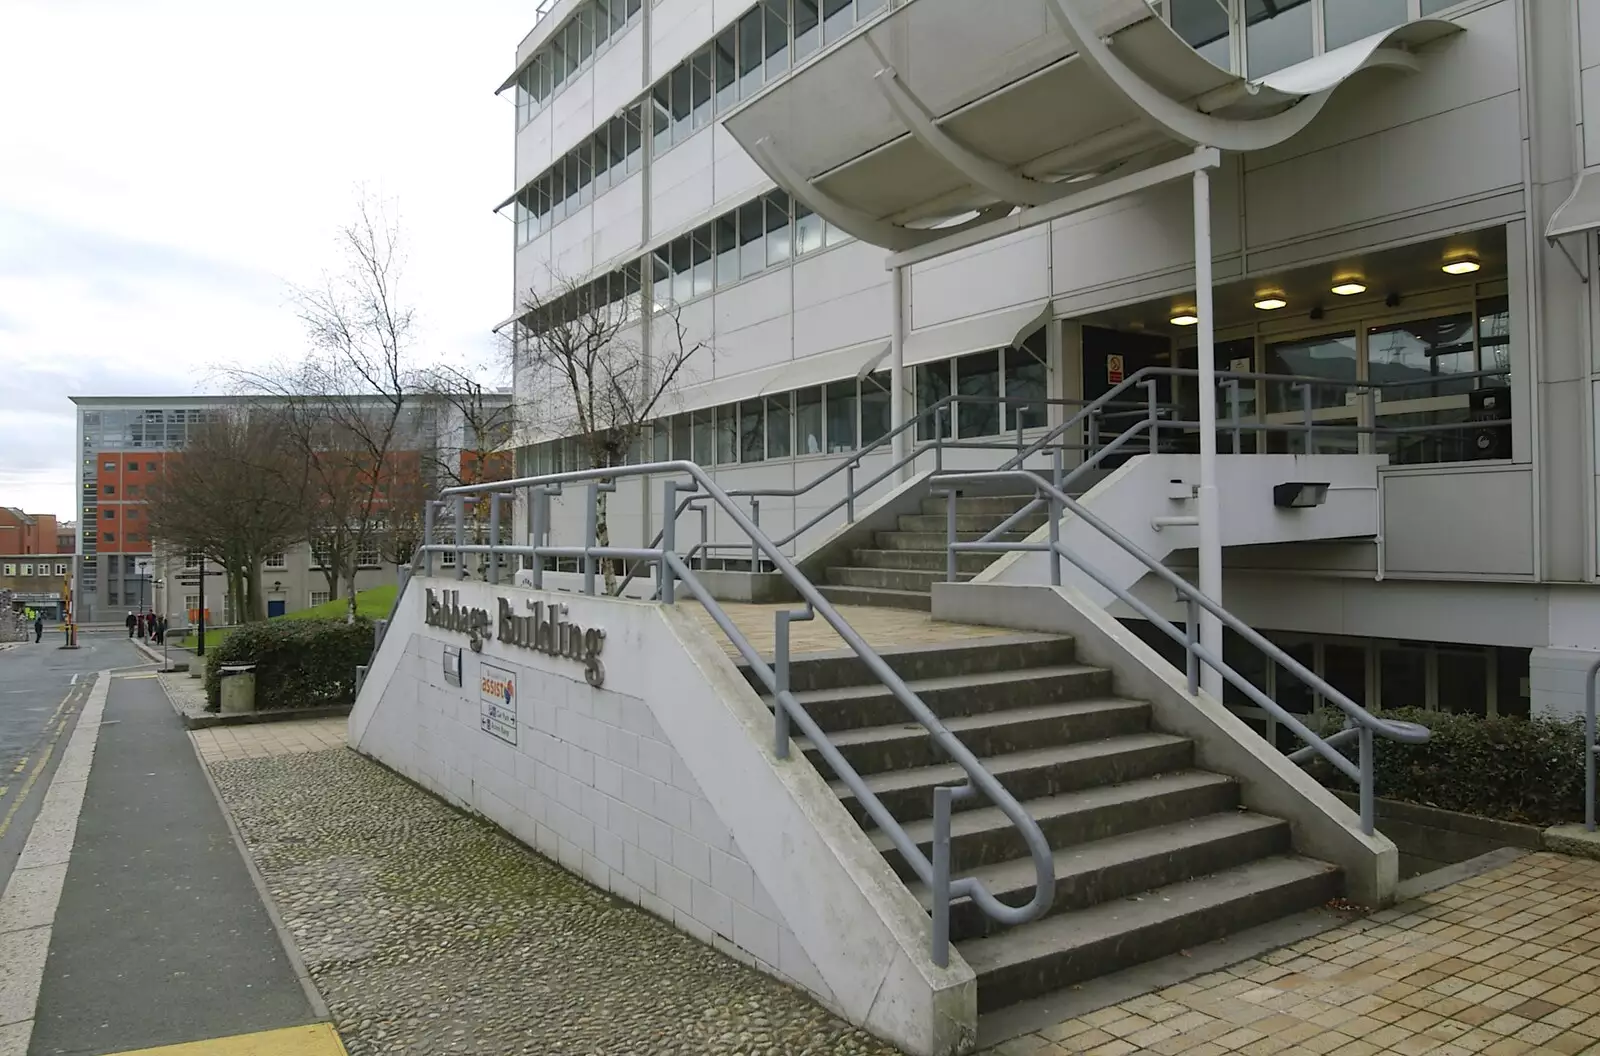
819,494 -> 1045,612
743,635 -> 1342,1017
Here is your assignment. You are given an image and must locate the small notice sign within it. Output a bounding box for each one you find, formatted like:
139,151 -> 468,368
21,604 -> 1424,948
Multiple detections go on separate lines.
443,645 -> 462,687
1106,354 -> 1125,384
479,663 -> 518,745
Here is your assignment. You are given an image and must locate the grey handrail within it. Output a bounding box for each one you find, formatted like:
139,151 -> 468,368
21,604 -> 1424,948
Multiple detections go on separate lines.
934,467 -> 1429,836
408,460 -> 1055,965
1587,657 -> 1598,832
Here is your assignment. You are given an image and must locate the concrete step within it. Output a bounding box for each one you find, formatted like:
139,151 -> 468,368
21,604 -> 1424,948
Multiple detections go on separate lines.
874,531 -> 1030,551
918,495 -> 1041,517
872,771 -> 1240,878
898,513 -> 1049,534
960,855 -> 1342,1013
850,549 -> 997,574
796,698 -> 1149,777
817,584 -> 932,611
825,566 -> 976,592
918,812 -> 1292,941
746,635 -> 1079,695
784,664 -> 1117,733
832,733 -> 1193,826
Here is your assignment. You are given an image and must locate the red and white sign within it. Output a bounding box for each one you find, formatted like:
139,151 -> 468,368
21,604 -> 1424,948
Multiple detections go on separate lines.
1106,354 -> 1125,385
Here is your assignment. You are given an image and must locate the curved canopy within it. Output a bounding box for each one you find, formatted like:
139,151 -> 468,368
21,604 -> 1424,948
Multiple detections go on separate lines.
722,0 -> 1460,251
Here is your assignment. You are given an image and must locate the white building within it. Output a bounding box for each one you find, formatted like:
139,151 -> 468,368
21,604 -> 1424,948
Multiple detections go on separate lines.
499,0 -> 1600,725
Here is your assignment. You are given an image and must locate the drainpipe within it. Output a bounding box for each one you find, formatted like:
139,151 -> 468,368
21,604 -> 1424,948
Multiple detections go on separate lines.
891,263 -> 909,481
1193,149 -> 1223,699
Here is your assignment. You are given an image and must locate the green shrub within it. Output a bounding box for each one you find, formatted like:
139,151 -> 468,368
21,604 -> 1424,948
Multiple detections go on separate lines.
204,617 -> 374,712
1309,706 -> 1589,827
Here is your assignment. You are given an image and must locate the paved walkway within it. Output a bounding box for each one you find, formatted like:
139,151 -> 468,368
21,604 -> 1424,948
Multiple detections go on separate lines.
679,600 -> 1014,658
192,718 -> 346,764
990,853 -> 1600,1056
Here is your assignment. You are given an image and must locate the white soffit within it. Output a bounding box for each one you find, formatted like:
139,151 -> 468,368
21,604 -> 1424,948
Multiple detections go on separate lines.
669,339 -> 892,415
904,301 -> 1051,368
723,0 -> 1461,246
1547,171 -> 1600,240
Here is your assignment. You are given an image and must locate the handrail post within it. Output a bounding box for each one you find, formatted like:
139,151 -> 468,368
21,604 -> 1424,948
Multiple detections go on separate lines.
1146,380 -> 1160,454
421,500 -> 435,577
488,493 -> 502,585
583,480 -> 600,595
1184,597 -> 1201,695
1297,382 -> 1314,454
931,785 -> 955,968
1587,658 -> 1598,832
1052,445 -> 1063,491
1358,724 -> 1376,835
846,462 -> 857,522
529,489 -> 546,589
1226,379 -> 1242,454
773,604 -> 815,759
1015,406 -> 1026,459
944,488 -> 960,583
1047,488 -> 1062,587
750,497 -> 761,574
660,480 -> 682,603
1087,408 -> 1100,456
698,503 -> 709,570
453,494 -> 467,581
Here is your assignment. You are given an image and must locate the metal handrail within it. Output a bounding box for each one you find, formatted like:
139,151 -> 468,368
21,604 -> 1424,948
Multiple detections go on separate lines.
933,467 -> 1429,836
1586,657 -> 1598,832
387,460 -> 1055,966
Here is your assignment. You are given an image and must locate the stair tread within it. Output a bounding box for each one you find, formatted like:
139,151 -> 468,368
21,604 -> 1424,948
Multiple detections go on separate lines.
818,585 -> 933,600
795,697 -> 1146,752
831,732 -> 1189,799
959,855 -> 1340,974
906,811 -> 1287,908
873,771 -> 1236,852
780,664 -> 1111,705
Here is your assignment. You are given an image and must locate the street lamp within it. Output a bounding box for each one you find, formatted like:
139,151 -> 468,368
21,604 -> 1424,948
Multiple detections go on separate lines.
135,558 -> 152,636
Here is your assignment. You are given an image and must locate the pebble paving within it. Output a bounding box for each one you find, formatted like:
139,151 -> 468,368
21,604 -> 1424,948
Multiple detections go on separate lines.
208,748 -> 905,1056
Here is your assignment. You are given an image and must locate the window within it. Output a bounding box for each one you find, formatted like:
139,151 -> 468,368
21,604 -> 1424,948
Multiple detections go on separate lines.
103,532 -> 115,542
716,403 -> 739,464
146,461 -> 156,471
1245,0 -> 1314,78
103,461 -> 115,471
766,392 -> 793,459
916,361 -> 954,441
956,350 -> 1002,438
108,555 -> 120,573
127,484 -> 139,497
55,563 -> 67,576
1005,335 -> 1049,432
440,549 -> 457,568
21,563 -> 33,577
184,550 -> 202,568
2,564 -> 13,577
796,387 -> 823,455
1325,0 -> 1408,49
357,547 -> 380,568
104,485 -> 115,496
265,553 -> 287,569
692,409 -> 716,464
310,591 -> 330,608
126,508 -> 139,519
860,372 -> 891,446
825,379 -> 857,453
104,508 -> 115,520
127,461 -> 138,471
108,585 -> 119,604
127,533 -> 141,542
739,398 -> 765,463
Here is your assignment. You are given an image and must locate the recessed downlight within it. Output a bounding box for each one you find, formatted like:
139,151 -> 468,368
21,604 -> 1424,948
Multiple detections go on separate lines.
1331,279 -> 1367,297
1442,255 -> 1481,275
1253,294 -> 1288,311
1169,310 -> 1199,326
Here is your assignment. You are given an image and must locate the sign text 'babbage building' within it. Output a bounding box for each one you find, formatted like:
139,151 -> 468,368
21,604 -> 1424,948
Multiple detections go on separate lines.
423,588 -> 606,687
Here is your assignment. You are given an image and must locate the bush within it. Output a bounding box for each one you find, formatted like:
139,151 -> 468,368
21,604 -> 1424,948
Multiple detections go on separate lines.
1310,706 -> 1589,827
205,617 -> 374,712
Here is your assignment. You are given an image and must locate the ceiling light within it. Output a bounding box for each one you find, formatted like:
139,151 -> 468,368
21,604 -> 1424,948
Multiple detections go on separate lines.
1442,256 -> 1481,275
1330,279 -> 1367,297
1169,310 -> 1199,326
1253,295 -> 1288,311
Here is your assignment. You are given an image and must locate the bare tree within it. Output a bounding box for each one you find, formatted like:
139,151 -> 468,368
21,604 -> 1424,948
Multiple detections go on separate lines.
144,409 -> 308,624
235,193 -> 420,620
413,367 -> 517,577
517,272 -> 704,592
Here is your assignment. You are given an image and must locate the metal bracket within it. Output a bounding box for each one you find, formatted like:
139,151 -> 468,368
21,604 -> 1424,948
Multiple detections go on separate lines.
1547,234 -> 1591,284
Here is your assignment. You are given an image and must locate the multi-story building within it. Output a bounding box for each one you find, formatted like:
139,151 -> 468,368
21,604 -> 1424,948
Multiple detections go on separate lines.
0,554 -> 73,622
499,0 -> 1600,723
0,507 -> 71,557
70,393 -> 513,625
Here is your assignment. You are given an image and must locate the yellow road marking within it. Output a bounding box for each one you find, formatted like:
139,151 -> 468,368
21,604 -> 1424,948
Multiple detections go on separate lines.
0,785 -> 8,798
12,758 -> 25,773
105,1023 -> 348,1055
0,682 -> 83,843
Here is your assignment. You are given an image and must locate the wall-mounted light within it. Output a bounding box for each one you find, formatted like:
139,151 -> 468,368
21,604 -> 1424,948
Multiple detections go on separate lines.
1330,279 -> 1367,296
1442,254 -> 1481,275
1253,294 -> 1288,311
1272,482 -> 1330,509
1169,309 -> 1199,326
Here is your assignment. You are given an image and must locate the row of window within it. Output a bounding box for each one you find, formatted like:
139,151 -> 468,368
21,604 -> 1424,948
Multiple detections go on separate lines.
100,507 -> 141,521
100,459 -> 159,473
514,0 -> 645,125
522,338 -> 1048,473
2,562 -> 69,578
510,0 -> 888,242
513,103 -> 645,243
1154,0 -> 1460,80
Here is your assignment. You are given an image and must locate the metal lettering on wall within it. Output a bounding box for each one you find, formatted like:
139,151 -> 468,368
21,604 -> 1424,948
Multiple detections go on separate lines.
424,588 -> 606,687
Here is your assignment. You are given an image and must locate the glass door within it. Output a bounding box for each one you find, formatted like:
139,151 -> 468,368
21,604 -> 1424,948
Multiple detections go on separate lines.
1262,332 -> 1361,453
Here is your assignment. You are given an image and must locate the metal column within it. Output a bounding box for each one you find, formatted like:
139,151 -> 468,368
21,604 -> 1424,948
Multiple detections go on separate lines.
1193,151 -> 1223,700
890,264 -> 909,481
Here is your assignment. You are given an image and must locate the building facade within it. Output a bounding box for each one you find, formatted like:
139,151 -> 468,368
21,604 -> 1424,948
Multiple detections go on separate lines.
70,394 -> 512,626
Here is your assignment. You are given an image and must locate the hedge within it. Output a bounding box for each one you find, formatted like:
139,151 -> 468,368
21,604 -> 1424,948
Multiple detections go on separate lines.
1309,706 -> 1589,828
205,617 -> 375,712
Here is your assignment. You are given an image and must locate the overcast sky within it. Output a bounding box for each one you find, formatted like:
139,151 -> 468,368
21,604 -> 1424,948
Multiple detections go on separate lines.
0,0 -> 533,520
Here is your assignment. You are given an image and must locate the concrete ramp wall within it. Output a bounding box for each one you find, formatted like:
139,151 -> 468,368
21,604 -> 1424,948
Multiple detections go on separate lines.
349,577 -> 975,1055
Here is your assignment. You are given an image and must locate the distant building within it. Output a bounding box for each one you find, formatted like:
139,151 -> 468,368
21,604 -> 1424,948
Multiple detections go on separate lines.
70,394 -> 512,625
0,507 -> 71,556
0,553 -> 73,621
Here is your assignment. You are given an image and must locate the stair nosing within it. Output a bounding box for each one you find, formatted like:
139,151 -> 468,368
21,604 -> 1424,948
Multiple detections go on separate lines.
781,664 -> 1111,705
795,697 -> 1147,752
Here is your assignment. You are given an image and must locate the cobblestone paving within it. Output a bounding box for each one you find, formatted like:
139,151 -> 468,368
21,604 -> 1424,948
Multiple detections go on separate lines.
207,747 -> 902,1056
991,853 -> 1600,1056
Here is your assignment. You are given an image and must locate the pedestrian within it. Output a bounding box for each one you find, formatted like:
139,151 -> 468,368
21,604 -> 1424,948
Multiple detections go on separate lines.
33,613 -> 43,644
125,611 -> 136,638
155,615 -> 167,644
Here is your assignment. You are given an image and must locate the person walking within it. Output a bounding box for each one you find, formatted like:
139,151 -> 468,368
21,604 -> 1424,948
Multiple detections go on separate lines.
155,615 -> 167,644
33,612 -> 43,644
125,611 -> 136,638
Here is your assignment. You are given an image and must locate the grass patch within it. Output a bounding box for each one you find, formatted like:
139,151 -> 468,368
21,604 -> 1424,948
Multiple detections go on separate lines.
176,584 -> 397,649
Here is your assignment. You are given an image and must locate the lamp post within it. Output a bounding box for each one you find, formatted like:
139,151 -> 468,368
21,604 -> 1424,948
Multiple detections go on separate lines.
135,558 -> 152,639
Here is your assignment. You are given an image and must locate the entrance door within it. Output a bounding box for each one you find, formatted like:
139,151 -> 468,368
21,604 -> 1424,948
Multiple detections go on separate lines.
1081,326 -> 1173,463
267,599 -> 286,618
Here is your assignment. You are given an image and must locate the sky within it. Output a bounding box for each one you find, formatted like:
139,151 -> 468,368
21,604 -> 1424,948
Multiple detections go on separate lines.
0,0 -> 535,520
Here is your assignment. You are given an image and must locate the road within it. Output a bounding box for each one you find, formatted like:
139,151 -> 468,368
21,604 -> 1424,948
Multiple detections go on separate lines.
0,628 -> 145,895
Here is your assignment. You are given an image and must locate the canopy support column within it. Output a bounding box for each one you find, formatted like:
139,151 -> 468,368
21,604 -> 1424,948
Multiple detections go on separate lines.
891,264 -> 910,481
1193,149 -> 1222,700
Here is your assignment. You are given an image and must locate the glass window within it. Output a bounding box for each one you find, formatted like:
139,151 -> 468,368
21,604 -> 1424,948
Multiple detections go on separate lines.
669,63 -> 693,144
716,403 -> 739,463
956,350 -> 1002,438
856,0 -> 885,18
712,28 -> 739,112
672,413 -> 693,460
738,200 -> 766,278
1246,0 -> 1314,78
860,371 -> 891,446
691,229 -> 713,297
1264,332 -> 1357,412
795,386 -> 824,455
763,0 -> 789,81
794,202 -> 825,255
1478,295 -> 1511,382
653,421 -> 670,462
1321,643 -> 1367,709
1273,641 -> 1318,717
652,246 -> 673,306
1222,629 -> 1269,712
714,214 -> 740,286
1170,0 -> 1231,68
825,215 -> 851,247
794,0 -> 820,61
693,408 -> 716,464
765,192 -> 792,267
739,398 -> 765,462
822,0 -> 852,46
691,49 -> 714,130
1419,0 -> 1459,12
1005,336 -> 1048,432
766,392 -> 793,458
1436,648 -> 1488,716
1368,313 -> 1476,402
825,380 -> 858,452
1324,0 -> 1408,50
1379,644 -> 1428,710
652,83 -> 673,155
738,8 -> 764,99
916,360 -> 954,440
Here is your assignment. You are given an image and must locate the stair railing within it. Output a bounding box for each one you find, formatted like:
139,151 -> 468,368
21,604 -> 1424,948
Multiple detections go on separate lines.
933,467 -> 1430,837
1586,657 -> 1598,832
374,460 -> 1056,968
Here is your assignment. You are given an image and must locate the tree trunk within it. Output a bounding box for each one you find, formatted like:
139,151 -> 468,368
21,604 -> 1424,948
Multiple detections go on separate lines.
597,488 -> 617,595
